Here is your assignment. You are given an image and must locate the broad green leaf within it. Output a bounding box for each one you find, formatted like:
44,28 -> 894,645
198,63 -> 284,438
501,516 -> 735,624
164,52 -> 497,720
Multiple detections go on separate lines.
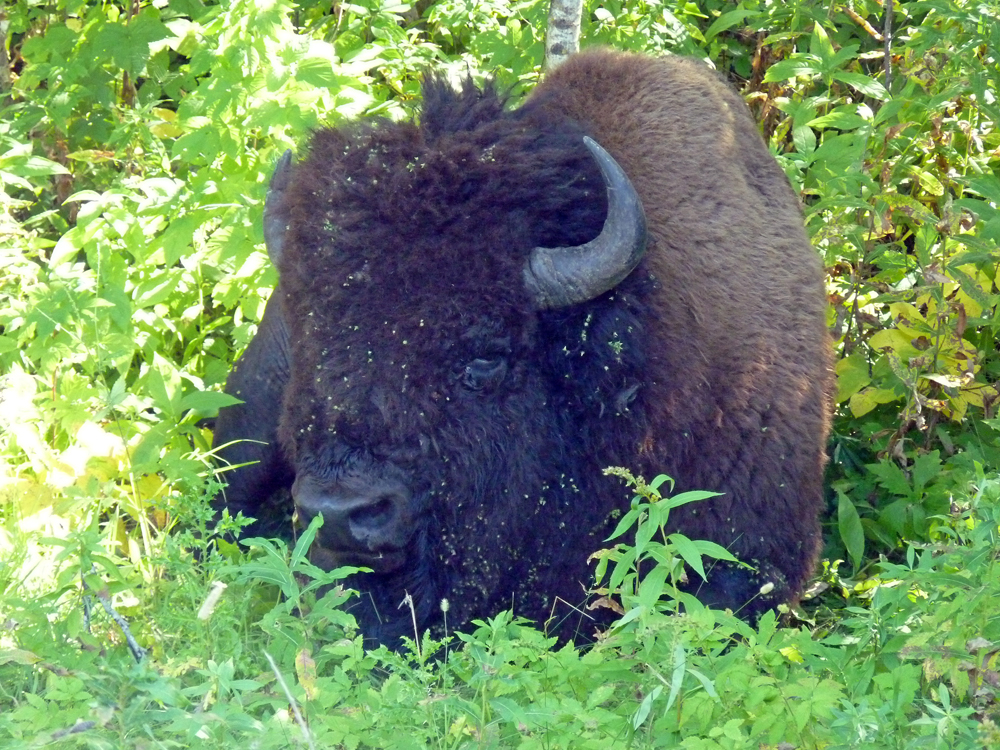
908,165 -> 944,196
763,55 -> 824,83
146,352 -> 183,417
633,684 -> 662,730
808,111 -> 870,131
704,9 -> 758,41
5,155 -> 71,177
613,603 -> 647,629
809,23 -> 836,66
661,489 -> 721,510
290,513 -> 323,572
608,546 -> 638,594
634,507 -> 657,556
691,540 -> 739,563
832,71 -> 890,100
133,268 -> 184,309
668,533 -> 708,580
666,643 -> 686,710
637,562 -> 668,609
0,648 -> 43,666
793,123 -> 817,155
849,386 -> 899,417
828,45 -> 861,72
837,491 -> 865,571
868,328 -> 919,355
179,390 -> 242,414
130,422 -> 169,470
649,473 -> 673,493
607,506 -> 643,541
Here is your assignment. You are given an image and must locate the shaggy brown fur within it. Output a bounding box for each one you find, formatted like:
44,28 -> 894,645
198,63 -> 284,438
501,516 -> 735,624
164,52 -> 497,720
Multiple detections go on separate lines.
527,50 -> 833,605
213,48 -> 833,645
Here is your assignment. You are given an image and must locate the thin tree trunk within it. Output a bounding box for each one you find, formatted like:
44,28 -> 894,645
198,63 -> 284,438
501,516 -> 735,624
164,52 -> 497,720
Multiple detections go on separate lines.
883,0 -> 893,93
0,11 -> 12,98
545,0 -> 583,70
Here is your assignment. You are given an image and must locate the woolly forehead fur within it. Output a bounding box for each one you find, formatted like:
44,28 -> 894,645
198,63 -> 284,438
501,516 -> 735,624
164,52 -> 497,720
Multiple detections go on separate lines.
275,76 -> 612,461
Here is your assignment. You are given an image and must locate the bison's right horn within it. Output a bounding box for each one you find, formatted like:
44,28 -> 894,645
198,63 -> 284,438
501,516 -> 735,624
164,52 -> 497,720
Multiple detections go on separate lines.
264,149 -> 294,265
523,137 -> 647,309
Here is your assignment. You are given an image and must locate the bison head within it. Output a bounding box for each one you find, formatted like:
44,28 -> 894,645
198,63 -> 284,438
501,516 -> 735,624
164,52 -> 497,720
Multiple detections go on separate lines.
263,79 -> 647,641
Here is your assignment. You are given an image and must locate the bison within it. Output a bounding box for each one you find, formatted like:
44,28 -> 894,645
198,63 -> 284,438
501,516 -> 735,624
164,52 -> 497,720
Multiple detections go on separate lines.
212,48 -> 832,645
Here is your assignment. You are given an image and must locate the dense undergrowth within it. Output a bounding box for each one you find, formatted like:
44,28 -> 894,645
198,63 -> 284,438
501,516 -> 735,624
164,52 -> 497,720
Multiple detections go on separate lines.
1,0 -> 999,747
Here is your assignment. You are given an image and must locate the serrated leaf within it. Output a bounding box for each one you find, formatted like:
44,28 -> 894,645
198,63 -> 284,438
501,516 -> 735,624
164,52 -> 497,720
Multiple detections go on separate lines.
966,174 -> 1000,204
96,13 -> 170,76
948,264 -> 998,311
911,450 -> 941,493
868,460 -> 912,498
781,645 -> 805,663
836,354 -> 872,402
492,696 -> 531,728
877,192 -> 939,224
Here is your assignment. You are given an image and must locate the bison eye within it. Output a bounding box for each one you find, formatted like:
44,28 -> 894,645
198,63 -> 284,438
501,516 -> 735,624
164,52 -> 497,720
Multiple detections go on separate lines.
462,357 -> 507,391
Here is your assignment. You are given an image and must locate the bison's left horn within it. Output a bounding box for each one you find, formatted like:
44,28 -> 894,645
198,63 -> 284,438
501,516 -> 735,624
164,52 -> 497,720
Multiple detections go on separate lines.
524,137 -> 647,309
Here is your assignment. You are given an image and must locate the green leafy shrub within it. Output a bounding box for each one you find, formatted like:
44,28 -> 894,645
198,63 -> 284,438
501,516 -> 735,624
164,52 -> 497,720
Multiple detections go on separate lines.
3,0 -> 1000,747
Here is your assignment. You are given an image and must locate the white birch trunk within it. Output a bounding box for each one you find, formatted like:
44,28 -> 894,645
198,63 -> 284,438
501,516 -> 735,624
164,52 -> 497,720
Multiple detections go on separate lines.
545,0 -> 584,70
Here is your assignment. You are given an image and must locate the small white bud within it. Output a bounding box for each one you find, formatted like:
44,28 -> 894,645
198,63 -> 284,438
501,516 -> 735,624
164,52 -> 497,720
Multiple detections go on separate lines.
759,582 -> 775,596
197,581 -> 227,621
440,598 -> 450,613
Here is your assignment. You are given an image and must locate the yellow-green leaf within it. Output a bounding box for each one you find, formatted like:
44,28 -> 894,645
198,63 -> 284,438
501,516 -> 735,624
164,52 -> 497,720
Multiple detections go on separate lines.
850,387 -> 899,417
836,353 -> 871,402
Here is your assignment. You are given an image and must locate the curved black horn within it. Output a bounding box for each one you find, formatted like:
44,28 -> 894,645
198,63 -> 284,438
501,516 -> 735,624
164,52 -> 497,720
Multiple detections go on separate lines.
263,149 -> 293,265
523,136 -> 647,309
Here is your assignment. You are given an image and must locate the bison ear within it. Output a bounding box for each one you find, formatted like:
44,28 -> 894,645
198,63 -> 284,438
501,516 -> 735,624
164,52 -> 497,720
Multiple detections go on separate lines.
263,149 -> 294,265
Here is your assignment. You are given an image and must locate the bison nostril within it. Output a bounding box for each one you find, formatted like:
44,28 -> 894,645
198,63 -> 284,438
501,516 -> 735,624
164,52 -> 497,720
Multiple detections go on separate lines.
349,495 -> 397,532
